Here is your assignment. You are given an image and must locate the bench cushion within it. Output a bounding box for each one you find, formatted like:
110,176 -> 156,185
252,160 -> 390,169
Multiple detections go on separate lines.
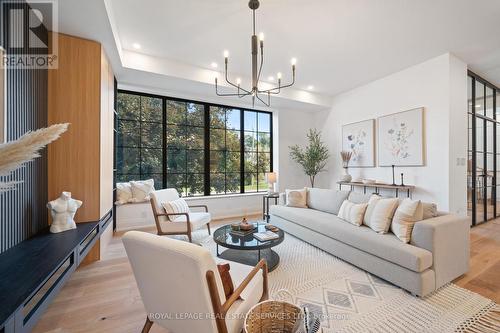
270,205 -> 432,273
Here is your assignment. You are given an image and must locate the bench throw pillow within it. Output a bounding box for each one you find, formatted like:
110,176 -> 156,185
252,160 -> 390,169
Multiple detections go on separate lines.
363,197 -> 399,233
338,200 -> 368,226
116,182 -> 133,204
391,198 -> 423,243
161,198 -> 190,222
130,179 -> 155,202
285,188 -> 308,208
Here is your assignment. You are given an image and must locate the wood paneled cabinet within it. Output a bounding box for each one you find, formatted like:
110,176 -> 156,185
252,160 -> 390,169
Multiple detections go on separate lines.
48,33 -> 114,263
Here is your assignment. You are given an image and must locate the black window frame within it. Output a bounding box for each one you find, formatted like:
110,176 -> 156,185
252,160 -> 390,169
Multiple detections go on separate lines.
115,89 -> 273,197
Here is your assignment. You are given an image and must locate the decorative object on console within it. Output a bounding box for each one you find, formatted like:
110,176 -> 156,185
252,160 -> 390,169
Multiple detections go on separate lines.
339,150 -> 353,182
265,172 -> 278,194
378,107 -> 424,166
0,123 -> 68,192
342,119 -> 375,167
391,164 -> 396,185
400,173 -> 405,186
214,0 -> 296,107
47,191 -> 82,233
289,128 -> 329,187
285,188 -> 308,208
362,178 -> 376,184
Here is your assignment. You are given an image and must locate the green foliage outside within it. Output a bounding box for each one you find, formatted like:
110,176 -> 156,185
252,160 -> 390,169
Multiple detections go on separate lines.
116,93 -> 271,196
289,128 -> 329,187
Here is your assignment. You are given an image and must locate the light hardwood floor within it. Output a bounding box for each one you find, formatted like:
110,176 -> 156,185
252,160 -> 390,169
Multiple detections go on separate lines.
32,217 -> 500,333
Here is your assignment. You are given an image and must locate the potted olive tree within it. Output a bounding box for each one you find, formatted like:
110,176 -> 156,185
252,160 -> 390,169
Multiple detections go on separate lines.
289,129 -> 329,187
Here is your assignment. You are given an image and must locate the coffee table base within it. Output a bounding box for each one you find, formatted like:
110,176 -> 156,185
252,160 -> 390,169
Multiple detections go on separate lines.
217,248 -> 280,272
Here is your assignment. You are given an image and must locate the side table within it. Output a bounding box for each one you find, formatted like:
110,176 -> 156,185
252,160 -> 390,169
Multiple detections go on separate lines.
262,193 -> 279,222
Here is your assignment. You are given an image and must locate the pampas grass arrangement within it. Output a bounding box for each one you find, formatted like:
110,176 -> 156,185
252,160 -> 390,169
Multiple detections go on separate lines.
340,150 -> 352,168
0,123 -> 69,192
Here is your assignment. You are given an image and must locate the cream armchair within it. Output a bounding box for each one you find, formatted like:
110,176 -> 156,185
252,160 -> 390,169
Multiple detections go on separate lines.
150,188 -> 211,242
123,231 -> 268,333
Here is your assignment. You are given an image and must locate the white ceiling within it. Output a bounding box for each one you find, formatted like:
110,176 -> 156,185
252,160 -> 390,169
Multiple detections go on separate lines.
53,0 -> 500,110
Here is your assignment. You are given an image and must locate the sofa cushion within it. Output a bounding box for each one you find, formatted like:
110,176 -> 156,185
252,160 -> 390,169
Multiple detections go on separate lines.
270,205 -> 433,273
348,191 -> 374,204
306,188 -> 350,215
338,200 -> 368,226
286,189 -> 308,208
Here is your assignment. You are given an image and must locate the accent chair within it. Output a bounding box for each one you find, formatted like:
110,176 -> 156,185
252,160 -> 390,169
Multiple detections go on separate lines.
123,231 -> 269,333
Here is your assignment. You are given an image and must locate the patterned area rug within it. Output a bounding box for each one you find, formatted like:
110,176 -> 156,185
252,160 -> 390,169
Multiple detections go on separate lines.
191,230 -> 500,333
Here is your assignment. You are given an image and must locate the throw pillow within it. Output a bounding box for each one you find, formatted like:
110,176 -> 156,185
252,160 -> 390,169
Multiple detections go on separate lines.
217,263 -> 235,300
130,179 -> 155,202
422,202 -> 438,219
338,200 -> 368,226
161,198 -> 190,222
391,199 -> 422,243
364,197 -> 399,233
362,194 -> 381,225
116,182 -> 133,204
285,188 -> 307,208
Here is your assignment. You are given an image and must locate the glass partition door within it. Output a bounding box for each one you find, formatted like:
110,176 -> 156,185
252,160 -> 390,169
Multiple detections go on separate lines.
468,71 -> 499,225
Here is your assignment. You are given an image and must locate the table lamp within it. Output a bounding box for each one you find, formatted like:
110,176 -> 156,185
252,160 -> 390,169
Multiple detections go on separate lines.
266,172 -> 277,194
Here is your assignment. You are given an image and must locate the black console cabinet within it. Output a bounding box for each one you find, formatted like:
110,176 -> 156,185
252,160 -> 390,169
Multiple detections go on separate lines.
0,211 -> 111,333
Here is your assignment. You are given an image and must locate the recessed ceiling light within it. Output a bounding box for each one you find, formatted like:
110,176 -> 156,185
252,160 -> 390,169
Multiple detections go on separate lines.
268,76 -> 275,82
132,43 -> 141,50
307,85 -> 314,90
211,62 -> 218,68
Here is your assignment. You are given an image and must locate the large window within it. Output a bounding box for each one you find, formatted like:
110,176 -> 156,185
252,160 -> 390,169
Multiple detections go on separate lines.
115,91 -> 273,197
116,94 -> 164,188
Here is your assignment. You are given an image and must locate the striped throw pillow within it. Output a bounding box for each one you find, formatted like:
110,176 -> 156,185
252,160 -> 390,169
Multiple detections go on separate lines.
161,198 -> 190,222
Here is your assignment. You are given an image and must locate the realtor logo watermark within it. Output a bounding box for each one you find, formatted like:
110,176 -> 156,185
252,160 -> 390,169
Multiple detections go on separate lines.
1,0 -> 58,69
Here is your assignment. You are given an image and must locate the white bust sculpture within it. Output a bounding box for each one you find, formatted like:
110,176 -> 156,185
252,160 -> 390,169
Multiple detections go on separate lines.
47,192 -> 83,233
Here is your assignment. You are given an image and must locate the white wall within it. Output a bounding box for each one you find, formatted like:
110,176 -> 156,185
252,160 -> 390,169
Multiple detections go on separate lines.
317,53 -> 468,214
274,108 -> 327,191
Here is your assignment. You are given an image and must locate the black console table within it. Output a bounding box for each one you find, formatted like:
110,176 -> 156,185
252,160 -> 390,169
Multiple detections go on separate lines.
0,212 -> 111,333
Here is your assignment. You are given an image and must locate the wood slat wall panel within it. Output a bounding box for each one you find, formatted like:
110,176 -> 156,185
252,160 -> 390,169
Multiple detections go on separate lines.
0,0 -> 48,253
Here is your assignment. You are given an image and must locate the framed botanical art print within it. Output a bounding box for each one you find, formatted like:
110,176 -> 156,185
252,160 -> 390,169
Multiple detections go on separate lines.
0,46 -> 4,144
378,107 -> 424,166
342,119 -> 375,167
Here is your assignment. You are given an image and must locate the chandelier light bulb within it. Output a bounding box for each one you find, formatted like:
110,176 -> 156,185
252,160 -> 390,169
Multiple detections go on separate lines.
259,32 -> 265,41
223,50 -> 229,58
291,58 -> 297,66
236,78 -> 242,85
277,72 -> 282,80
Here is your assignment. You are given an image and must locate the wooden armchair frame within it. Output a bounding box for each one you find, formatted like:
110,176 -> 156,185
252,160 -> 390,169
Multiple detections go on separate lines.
206,259 -> 269,333
150,196 -> 211,242
141,260 -> 268,333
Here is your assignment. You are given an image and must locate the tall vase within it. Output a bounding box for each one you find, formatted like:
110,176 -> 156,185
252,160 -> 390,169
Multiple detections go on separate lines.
340,167 -> 352,182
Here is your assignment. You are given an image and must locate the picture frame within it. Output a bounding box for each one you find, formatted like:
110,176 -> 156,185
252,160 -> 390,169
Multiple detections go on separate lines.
377,107 -> 425,166
341,119 -> 375,167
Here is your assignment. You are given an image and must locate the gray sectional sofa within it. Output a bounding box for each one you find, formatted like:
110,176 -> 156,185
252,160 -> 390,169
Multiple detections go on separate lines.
269,188 -> 470,296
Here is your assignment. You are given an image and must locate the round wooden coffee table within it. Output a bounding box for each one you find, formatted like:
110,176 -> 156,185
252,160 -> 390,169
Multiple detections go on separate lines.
213,222 -> 284,272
